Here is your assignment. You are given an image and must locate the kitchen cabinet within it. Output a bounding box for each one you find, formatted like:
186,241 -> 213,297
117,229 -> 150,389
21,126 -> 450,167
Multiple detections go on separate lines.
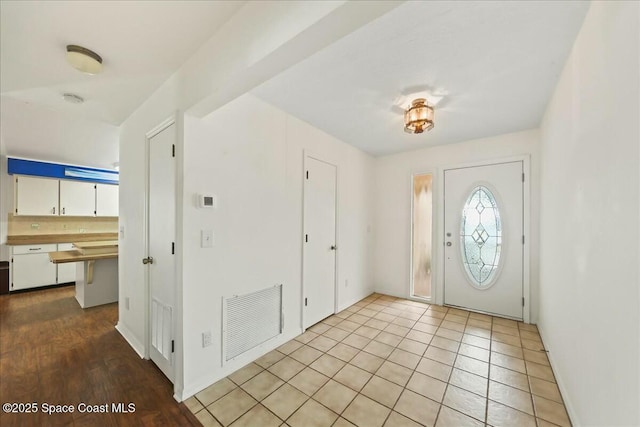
56,243 -> 77,283
59,180 -> 96,216
14,176 -> 59,216
11,244 -> 57,290
96,184 -> 119,217
13,175 -> 119,218
11,244 -> 78,291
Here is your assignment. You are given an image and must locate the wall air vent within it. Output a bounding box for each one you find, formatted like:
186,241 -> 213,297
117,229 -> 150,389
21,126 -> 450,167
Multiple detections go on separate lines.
222,284 -> 283,363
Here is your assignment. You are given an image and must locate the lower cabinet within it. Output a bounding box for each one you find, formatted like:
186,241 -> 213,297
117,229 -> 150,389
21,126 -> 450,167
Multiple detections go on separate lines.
11,244 -> 78,291
56,243 -> 77,283
11,244 -> 57,291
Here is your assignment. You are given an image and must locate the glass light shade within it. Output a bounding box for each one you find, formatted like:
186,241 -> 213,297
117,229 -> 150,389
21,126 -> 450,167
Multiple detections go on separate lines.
66,45 -> 103,75
404,98 -> 434,134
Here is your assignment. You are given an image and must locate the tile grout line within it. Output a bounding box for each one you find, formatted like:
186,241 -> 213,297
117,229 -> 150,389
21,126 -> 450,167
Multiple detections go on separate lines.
485,312 -> 494,425
191,293 -> 569,427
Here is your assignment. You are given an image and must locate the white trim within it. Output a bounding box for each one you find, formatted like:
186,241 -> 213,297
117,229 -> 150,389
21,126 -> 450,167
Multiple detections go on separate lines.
537,324 -> 577,425
144,114 -> 178,388
179,327 -> 304,401
522,157 -> 531,323
145,116 -> 176,140
438,155 -> 531,322
409,170 -> 436,303
301,150 -> 339,330
115,322 -> 145,358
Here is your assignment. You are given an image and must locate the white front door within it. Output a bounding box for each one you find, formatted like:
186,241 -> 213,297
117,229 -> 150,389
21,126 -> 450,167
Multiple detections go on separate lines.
303,156 -> 337,328
147,122 -> 176,382
444,161 -> 524,319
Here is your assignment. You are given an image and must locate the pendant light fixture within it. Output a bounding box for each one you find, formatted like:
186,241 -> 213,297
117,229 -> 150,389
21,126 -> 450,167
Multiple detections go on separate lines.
404,98 -> 434,134
66,45 -> 103,75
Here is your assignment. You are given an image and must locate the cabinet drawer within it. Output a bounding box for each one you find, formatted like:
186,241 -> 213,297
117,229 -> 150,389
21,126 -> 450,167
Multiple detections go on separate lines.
12,244 -> 58,255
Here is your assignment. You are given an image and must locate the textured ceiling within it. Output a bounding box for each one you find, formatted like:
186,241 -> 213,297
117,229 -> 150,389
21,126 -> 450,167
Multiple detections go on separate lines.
253,1 -> 589,156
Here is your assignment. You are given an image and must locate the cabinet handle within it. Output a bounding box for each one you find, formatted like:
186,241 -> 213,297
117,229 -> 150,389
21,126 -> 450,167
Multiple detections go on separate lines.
62,207 -> 65,215
29,248 -> 42,251
52,207 -> 56,214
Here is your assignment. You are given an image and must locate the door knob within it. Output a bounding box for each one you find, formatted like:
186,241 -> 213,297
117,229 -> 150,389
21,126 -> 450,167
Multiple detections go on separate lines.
142,257 -> 154,265
446,242 -> 452,247
330,245 -> 337,250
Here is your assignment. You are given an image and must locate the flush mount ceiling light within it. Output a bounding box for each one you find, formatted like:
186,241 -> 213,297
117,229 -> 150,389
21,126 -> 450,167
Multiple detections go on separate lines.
404,98 -> 434,134
62,93 -> 84,104
66,44 -> 103,75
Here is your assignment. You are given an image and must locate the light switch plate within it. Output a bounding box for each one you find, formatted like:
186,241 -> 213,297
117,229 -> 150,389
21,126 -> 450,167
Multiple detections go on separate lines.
201,230 -> 213,248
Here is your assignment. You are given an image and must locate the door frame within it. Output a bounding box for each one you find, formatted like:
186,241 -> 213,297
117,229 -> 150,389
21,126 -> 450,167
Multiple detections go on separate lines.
143,114 -> 183,398
437,155 -> 531,323
301,151 -> 339,330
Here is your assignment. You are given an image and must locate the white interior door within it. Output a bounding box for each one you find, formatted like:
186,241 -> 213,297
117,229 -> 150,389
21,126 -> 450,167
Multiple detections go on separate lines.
444,161 -> 524,319
147,122 -> 176,382
303,156 -> 337,328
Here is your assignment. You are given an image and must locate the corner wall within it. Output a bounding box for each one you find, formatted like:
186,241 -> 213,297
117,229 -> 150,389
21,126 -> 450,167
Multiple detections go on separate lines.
181,93 -> 375,396
0,148 -> 9,262
538,2 -> 639,425
373,129 -> 540,321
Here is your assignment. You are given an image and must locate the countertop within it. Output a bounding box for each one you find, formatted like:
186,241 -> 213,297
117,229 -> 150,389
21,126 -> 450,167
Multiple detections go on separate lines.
6,233 -> 118,245
73,240 -> 118,249
49,250 -> 118,264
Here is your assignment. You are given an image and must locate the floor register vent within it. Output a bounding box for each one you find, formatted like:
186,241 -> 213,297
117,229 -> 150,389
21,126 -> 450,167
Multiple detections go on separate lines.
222,284 -> 283,363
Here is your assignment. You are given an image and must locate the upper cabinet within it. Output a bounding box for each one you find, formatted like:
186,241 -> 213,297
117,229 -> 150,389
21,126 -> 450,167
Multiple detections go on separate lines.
14,176 -> 59,216
96,184 -> 119,217
60,180 -> 96,216
13,175 -> 119,218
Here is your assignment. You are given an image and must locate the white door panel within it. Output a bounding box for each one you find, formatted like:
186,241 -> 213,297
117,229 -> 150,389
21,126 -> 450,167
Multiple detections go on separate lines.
444,161 -> 523,319
96,184 -> 119,217
303,156 -> 337,328
12,253 -> 57,290
15,176 -> 59,216
147,123 -> 176,382
60,180 -> 96,216
57,243 -> 77,283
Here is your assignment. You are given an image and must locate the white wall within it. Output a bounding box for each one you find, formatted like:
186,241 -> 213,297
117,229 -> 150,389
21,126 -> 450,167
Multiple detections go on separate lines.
181,93 -> 374,396
0,142 -> 9,262
538,2 -> 639,425
0,98 -> 119,170
116,1 -> 392,400
374,129 -> 540,321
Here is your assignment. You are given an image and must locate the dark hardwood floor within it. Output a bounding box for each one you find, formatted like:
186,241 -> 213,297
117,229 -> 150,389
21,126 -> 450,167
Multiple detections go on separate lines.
0,285 -> 199,426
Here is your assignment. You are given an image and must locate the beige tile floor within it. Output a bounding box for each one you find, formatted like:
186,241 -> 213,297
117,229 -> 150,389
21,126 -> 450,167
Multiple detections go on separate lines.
186,294 -> 571,427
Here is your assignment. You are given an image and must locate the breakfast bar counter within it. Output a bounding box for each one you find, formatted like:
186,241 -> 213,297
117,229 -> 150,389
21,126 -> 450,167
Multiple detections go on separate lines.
49,240 -> 118,308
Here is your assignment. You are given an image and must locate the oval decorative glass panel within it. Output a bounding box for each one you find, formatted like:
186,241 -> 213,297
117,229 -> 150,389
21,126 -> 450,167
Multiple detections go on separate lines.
460,185 -> 502,287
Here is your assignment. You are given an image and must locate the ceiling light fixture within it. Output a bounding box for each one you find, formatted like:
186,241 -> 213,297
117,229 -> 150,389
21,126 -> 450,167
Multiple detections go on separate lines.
62,93 -> 84,104
66,44 -> 103,75
404,98 -> 434,134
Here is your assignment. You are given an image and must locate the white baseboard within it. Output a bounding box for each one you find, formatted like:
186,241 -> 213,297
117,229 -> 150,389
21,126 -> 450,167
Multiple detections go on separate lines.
337,287 -> 376,312
180,327 -> 304,400
372,287 -> 406,300
115,322 -> 145,358
537,323 -> 577,426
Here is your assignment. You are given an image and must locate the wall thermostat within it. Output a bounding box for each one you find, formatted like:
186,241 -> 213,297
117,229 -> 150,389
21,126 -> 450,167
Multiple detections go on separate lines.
198,194 -> 216,208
